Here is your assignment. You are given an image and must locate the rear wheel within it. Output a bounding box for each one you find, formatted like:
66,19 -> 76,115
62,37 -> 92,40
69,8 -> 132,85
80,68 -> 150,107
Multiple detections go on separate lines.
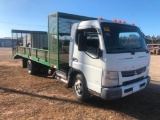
22,58 -> 27,68
72,74 -> 90,102
27,60 -> 36,75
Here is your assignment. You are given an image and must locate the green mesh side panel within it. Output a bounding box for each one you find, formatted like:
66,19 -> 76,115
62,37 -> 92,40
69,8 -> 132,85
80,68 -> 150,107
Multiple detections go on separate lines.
48,12 -> 97,70
48,13 -> 58,68
58,35 -> 70,70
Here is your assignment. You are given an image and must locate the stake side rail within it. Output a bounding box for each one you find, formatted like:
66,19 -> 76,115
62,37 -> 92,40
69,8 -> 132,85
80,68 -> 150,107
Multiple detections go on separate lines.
12,46 -> 51,67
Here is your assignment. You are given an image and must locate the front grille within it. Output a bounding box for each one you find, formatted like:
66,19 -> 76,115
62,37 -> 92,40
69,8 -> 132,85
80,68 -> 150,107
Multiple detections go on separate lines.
123,77 -> 144,86
121,66 -> 146,77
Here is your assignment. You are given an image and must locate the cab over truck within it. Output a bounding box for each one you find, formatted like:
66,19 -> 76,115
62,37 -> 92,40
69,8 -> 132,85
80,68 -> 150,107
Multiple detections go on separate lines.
12,12 -> 150,101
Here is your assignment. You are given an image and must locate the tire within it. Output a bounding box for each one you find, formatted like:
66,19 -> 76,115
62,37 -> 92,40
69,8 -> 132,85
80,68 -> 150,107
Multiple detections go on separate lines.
27,60 -> 36,75
72,74 -> 90,102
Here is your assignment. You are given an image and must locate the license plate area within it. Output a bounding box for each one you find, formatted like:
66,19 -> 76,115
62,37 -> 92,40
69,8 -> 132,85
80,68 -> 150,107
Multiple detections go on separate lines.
121,79 -> 147,97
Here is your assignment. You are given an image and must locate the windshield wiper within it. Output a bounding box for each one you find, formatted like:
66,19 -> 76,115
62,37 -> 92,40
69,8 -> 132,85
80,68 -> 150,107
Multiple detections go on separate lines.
132,47 -> 149,53
107,46 -> 135,55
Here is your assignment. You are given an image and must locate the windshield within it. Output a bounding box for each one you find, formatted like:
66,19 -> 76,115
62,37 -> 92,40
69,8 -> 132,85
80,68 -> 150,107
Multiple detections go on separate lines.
101,23 -> 148,54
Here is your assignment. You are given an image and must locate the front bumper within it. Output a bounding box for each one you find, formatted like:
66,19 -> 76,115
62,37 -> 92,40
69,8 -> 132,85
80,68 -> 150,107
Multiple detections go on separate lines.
101,76 -> 150,100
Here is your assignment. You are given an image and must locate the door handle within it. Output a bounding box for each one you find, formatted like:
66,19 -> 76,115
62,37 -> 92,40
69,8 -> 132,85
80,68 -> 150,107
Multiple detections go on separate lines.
73,57 -> 78,62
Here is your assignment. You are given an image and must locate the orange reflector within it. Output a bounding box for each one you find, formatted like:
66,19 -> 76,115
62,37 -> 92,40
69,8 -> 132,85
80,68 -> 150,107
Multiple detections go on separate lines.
112,19 -> 117,22
118,20 -> 121,23
52,64 -> 54,68
121,20 -> 126,24
105,73 -> 110,77
98,17 -> 103,20
132,23 -> 135,26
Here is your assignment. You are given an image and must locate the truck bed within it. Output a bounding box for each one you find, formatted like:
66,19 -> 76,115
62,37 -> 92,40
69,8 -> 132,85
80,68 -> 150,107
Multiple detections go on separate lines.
13,46 -> 51,67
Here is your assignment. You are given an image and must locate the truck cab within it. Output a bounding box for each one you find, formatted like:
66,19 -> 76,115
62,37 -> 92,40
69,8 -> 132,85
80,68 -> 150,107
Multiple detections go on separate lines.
69,19 -> 150,101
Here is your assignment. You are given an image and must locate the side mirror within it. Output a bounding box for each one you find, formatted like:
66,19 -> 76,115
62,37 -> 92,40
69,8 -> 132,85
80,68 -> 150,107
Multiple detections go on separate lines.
78,33 -> 86,51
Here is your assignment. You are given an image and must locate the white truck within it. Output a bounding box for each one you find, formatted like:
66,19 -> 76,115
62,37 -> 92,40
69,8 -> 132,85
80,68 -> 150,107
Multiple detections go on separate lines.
12,12 -> 150,101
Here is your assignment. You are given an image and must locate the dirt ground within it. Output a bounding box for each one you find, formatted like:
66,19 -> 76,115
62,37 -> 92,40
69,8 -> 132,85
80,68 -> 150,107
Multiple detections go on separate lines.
0,48 -> 160,120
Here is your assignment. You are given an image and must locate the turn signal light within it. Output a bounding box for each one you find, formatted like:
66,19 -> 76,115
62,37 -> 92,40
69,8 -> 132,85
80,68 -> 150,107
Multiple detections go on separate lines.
98,17 -> 103,20
117,20 -> 121,23
132,23 -> 135,26
121,20 -> 126,24
112,19 -> 117,22
112,19 -> 135,26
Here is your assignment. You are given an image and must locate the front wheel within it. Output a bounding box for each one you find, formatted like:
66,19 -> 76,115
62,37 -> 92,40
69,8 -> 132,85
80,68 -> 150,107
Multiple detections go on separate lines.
72,74 -> 90,102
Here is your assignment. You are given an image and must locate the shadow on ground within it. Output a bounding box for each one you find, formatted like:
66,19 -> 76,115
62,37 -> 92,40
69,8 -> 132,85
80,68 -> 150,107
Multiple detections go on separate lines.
0,81 -> 160,120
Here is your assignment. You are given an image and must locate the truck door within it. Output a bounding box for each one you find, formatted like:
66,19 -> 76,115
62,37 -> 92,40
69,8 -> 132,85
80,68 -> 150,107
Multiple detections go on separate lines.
72,27 -> 103,93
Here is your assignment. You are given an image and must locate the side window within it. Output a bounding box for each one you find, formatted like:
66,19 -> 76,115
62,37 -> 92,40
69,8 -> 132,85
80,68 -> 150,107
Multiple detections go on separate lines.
76,28 -> 100,56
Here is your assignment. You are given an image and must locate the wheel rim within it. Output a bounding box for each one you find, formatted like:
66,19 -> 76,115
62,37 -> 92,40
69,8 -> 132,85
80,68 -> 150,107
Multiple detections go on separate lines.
74,79 -> 83,96
27,61 -> 31,73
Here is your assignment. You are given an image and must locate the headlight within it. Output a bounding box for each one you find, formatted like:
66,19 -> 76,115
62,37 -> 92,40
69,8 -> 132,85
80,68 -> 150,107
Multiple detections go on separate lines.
102,71 -> 119,87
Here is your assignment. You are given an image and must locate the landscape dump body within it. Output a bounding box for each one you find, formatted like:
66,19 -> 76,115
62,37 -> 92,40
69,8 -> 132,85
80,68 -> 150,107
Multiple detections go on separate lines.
12,12 -> 96,68
12,29 -> 50,66
12,12 -> 150,101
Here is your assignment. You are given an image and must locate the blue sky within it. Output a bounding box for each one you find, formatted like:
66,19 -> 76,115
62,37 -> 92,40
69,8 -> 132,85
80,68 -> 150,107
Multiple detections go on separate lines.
0,0 -> 160,38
